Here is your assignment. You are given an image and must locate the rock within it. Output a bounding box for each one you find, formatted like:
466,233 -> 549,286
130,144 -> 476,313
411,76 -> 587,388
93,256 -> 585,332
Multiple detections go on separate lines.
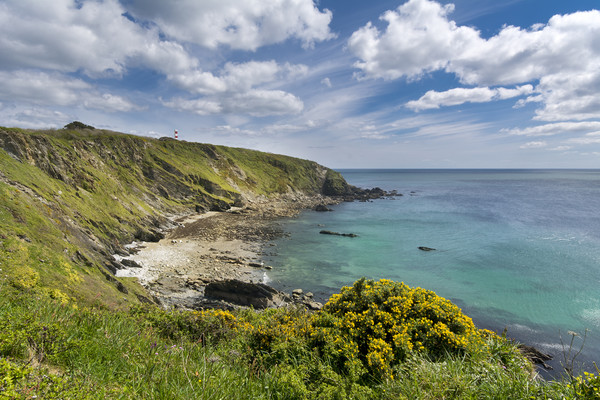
315,204 -> 333,212
121,259 -> 143,269
320,230 -> 358,238
305,292 -> 313,298
135,228 -> 164,243
292,288 -> 304,296
307,301 -> 323,310
518,344 -> 553,370
204,279 -> 290,309
418,246 -> 436,251
210,200 -> 231,212
248,262 -> 264,268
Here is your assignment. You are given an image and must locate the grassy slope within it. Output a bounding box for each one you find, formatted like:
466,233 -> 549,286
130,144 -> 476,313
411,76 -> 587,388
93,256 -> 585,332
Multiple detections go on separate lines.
0,127 -> 338,308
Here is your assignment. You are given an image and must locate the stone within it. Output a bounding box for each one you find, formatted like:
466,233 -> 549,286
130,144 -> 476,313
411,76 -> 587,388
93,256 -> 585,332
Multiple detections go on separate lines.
204,279 -> 290,309
418,246 -> 436,251
121,259 -> 143,269
315,204 -> 333,212
320,230 -> 358,238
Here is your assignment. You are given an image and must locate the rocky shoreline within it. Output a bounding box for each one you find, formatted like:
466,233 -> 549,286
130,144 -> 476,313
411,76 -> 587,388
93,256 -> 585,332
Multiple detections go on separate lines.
116,190 -> 392,310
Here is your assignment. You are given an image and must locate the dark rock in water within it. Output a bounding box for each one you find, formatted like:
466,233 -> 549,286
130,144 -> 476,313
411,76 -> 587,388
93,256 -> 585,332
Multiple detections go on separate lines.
204,279 -> 290,309
418,246 -> 436,251
315,204 -> 333,212
518,344 -> 553,370
248,262 -> 264,268
320,230 -> 358,238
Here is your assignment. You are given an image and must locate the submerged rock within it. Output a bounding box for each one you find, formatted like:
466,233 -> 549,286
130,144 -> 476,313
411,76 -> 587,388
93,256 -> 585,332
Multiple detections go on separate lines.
320,230 -> 358,238
418,246 -> 436,251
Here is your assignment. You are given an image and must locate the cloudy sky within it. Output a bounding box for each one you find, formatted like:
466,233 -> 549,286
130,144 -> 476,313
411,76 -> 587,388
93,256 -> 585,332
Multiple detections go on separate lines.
1,0 -> 599,168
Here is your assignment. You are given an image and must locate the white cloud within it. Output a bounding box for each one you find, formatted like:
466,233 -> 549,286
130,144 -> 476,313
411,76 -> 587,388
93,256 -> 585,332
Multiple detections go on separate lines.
520,141 -> 547,149
349,0 -> 600,123
567,132 -> 600,145
503,122 -> 600,137
549,146 -> 572,151
321,77 -> 332,88
164,60 -> 306,116
126,0 -> 335,51
163,90 -> 303,117
83,93 -> 142,113
0,1 -> 313,117
169,61 -> 307,95
162,98 -> 223,116
0,70 -> 139,112
406,85 -> 533,111
0,0 -> 197,77
0,106 -> 70,129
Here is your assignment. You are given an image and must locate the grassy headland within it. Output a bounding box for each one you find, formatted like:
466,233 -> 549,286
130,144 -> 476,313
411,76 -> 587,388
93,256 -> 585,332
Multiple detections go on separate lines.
0,126 -> 597,398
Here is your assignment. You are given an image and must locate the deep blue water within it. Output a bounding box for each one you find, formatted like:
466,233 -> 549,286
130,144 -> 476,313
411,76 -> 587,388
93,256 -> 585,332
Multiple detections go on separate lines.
263,169 -> 600,377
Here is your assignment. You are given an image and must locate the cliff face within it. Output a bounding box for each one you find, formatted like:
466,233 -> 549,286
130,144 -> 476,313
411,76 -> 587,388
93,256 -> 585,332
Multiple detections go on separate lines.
0,127 -> 349,307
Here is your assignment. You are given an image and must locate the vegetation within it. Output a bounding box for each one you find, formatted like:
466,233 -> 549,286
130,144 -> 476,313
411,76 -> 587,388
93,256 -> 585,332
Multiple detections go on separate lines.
1,278 -> 594,399
0,126 -> 336,308
1,126 -> 598,398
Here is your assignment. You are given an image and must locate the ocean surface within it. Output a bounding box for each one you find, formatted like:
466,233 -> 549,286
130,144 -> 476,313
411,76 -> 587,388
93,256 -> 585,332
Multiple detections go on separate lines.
263,169 -> 600,377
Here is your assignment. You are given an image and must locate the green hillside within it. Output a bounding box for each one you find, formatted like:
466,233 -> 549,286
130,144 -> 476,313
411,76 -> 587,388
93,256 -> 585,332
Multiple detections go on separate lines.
0,126 -> 347,308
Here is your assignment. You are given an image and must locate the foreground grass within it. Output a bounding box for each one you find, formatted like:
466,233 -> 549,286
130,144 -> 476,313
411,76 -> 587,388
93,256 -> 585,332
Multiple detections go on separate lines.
0,278 -> 596,399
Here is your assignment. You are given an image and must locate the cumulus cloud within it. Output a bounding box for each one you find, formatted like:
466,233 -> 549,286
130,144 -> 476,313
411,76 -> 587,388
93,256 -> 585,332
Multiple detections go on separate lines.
169,61 -> 307,95
0,106 -> 71,129
0,70 -> 139,112
0,0 -> 197,77
349,0 -> 600,123
164,89 -> 303,117
406,85 -> 533,111
126,0 -> 335,51
0,0 -> 315,117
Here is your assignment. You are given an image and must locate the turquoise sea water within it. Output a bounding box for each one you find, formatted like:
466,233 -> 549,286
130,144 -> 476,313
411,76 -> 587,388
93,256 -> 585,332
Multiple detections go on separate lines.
263,169 -> 600,376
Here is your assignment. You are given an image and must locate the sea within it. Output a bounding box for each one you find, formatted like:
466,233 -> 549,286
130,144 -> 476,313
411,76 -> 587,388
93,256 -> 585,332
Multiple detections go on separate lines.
262,169 -> 600,378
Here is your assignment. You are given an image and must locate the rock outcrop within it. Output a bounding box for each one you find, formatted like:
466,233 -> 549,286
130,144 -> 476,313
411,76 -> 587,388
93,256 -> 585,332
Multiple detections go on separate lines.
204,279 -> 291,309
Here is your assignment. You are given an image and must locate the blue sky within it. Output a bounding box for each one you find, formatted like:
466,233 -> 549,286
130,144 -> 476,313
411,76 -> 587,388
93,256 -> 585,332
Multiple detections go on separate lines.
1,0 -> 599,168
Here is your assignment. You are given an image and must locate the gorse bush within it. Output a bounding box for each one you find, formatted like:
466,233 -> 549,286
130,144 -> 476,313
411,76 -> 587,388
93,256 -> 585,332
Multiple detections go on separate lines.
312,278 -> 486,380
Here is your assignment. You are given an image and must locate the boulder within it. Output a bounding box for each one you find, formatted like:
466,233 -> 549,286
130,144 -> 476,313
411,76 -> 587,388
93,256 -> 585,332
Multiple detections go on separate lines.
121,259 -> 143,269
315,204 -> 333,212
204,279 -> 290,309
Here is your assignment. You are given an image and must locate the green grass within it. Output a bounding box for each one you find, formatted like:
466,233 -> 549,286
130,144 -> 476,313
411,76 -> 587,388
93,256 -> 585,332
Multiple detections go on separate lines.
0,279 -> 588,399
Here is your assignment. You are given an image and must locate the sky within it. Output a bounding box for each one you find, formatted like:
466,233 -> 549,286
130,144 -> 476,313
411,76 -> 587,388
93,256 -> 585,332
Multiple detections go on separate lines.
1,0 -> 599,168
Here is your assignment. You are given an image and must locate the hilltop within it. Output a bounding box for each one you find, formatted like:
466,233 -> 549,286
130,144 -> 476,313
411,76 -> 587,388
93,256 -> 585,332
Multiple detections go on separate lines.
0,125 -> 356,308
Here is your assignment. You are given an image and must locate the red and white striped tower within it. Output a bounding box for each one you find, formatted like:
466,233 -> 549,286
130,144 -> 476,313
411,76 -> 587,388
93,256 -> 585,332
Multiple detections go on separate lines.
174,129 -> 178,140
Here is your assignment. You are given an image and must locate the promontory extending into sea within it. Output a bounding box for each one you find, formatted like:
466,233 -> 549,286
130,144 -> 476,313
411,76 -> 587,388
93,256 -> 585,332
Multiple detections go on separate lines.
0,125 -> 595,398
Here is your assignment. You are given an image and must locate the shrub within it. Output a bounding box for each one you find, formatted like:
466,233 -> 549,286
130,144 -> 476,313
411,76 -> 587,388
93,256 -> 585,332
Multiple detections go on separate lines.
312,278 -> 485,381
569,368 -> 600,399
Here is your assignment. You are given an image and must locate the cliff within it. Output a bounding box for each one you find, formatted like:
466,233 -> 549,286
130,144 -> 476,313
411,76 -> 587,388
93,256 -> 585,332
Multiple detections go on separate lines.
0,126 -> 350,307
